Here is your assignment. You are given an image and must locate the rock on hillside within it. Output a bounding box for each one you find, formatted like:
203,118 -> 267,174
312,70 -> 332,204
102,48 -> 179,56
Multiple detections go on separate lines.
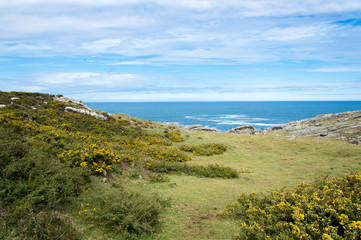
226,125 -> 262,135
264,110 -> 361,145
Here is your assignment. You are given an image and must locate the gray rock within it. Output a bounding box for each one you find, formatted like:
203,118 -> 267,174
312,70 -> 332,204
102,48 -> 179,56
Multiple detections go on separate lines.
53,96 -> 90,109
185,124 -> 203,130
186,124 -> 218,132
264,109 -> 361,145
226,125 -> 257,134
65,106 -> 107,120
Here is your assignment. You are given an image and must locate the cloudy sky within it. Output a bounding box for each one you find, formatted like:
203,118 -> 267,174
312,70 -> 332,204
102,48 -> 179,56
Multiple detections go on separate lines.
1,0 -> 361,101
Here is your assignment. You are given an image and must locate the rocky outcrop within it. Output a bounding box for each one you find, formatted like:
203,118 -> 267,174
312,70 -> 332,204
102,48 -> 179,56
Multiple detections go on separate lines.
226,125 -> 262,135
53,96 -> 90,110
54,96 -> 108,120
65,106 -> 108,120
185,124 -> 218,132
264,110 -> 361,145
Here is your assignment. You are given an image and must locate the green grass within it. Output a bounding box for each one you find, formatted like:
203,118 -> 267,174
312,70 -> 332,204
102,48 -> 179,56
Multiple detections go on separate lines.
127,131 -> 361,239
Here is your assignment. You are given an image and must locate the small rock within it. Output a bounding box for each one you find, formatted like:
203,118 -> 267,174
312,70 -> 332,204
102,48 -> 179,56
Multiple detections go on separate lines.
185,124 -> 218,132
226,125 -> 259,134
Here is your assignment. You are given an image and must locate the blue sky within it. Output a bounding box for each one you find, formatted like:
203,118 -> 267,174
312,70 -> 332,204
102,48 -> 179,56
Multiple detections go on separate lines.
1,0 -> 361,102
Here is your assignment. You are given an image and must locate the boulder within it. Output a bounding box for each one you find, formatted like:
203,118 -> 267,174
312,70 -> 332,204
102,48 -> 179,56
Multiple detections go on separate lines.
185,124 -> 203,130
185,124 -> 218,132
226,125 -> 261,135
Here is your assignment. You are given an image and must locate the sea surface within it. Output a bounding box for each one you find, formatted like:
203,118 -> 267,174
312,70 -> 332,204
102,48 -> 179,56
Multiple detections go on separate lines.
85,101 -> 361,132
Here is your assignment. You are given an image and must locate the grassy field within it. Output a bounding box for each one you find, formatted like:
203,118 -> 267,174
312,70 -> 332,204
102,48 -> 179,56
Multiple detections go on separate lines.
127,129 -> 361,239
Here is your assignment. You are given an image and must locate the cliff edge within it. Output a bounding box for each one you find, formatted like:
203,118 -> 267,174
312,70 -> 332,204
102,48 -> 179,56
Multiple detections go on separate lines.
264,110 -> 361,145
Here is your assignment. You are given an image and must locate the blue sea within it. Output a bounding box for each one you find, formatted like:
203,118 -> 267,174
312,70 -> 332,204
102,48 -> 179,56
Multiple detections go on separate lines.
85,102 -> 361,132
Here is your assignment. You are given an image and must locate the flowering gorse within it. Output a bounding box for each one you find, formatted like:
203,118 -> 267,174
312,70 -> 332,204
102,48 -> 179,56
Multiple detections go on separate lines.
219,173 -> 361,239
58,144 -> 120,173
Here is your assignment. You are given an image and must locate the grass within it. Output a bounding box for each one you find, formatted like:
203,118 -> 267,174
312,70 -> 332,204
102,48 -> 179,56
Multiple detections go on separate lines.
127,130 -> 361,239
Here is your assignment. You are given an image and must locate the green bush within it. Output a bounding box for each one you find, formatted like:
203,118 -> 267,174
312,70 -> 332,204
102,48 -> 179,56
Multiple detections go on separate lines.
1,210 -> 81,240
0,127 -> 90,239
219,173 -> 361,239
149,173 -> 170,183
79,185 -> 169,239
180,143 -> 227,156
147,161 -> 238,179
192,163 -> 239,178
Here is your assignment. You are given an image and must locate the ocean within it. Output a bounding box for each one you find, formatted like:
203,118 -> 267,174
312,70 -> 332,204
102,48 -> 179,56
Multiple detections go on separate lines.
85,101 -> 361,132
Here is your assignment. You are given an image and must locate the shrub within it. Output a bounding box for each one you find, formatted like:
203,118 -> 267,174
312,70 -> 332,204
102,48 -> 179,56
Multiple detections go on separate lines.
121,137 -> 192,162
0,210 -> 81,240
58,144 -> 120,174
147,161 -> 238,179
0,127 -> 89,239
192,163 -> 239,178
219,173 -> 361,239
180,143 -> 227,156
78,185 -> 169,239
165,130 -> 185,142
146,145 -> 192,162
149,173 -> 170,183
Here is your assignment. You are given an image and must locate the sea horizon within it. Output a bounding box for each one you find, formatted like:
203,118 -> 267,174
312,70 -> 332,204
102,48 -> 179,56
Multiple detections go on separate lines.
86,101 -> 361,132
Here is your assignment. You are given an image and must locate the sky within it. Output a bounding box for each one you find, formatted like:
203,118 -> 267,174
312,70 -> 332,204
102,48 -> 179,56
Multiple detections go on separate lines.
1,0 -> 361,102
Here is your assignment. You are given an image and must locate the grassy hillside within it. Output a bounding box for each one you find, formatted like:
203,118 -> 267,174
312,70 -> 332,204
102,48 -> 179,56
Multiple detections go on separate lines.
1,91 -> 361,239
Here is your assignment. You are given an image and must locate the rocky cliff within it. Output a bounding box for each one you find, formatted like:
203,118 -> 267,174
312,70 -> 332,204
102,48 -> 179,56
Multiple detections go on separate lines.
264,110 -> 361,145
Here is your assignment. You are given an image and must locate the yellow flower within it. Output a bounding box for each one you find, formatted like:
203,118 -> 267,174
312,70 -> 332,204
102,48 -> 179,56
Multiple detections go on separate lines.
322,233 -> 333,240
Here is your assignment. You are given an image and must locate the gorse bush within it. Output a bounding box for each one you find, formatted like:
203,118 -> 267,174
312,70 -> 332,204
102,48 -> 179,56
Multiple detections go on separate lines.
219,173 -> 361,240
58,144 -> 120,174
180,143 -> 227,156
0,91 -> 175,239
0,127 -> 89,239
147,161 -> 238,179
79,185 -> 169,239
121,137 -> 192,162
165,130 -> 185,142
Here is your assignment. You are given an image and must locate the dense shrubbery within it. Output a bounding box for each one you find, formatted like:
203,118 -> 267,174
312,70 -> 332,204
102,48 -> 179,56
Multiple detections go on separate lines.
78,185 -> 169,239
165,130 -> 185,142
121,137 -> 192,162
180,143 -> 227,156
0,127 -> 89,239
147,161 -> 239,179
58,144 -> 120,174
219,173 -> 361,239
0,92 -> 175,239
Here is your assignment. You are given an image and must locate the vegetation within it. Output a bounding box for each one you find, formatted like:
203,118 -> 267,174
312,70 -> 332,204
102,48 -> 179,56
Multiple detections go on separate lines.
220,173 -> 361,239
165,130 -> 185,142
180,143 -> 227,156
147,161 -> 239,178
1,90 -> 361,239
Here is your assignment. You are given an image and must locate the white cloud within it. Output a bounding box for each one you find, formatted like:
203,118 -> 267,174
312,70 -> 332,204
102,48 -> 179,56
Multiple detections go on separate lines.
306,67 -> 361,72
0,0 -> 359,64
36,72 -> 142,87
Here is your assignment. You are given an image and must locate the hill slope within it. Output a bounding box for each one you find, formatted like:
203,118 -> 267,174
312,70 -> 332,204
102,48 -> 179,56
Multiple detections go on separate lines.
1,91 -> 361,240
